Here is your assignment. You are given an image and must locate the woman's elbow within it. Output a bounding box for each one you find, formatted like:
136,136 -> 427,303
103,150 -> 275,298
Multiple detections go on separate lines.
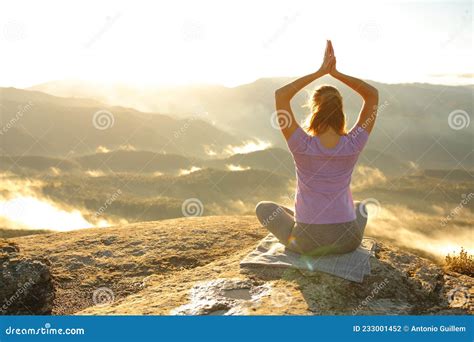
363,87 -> 378,102
368,85 -> 378,97
275,88 -> 290,101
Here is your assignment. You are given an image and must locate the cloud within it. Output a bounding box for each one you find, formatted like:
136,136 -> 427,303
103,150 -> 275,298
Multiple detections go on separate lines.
352,166 -> 387,190
225,140 -> 272,155
0,173 -> 116,231
226,164 -> 251,171
178,166 -> 201,176
96,145 -> 110,153
366,203 -> 474,259
85,170 -> 106,177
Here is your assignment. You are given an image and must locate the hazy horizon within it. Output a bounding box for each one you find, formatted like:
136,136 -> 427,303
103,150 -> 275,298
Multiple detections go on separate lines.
1,0 -> 472,88
6,74 -> 474,91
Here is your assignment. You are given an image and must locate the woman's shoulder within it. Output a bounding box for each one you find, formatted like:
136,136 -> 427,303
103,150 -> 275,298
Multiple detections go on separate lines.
286,126 -> 315,154
345,125 -> 370,152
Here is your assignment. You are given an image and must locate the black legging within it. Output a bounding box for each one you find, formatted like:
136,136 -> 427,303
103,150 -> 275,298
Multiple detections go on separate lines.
255,201 -> 368,256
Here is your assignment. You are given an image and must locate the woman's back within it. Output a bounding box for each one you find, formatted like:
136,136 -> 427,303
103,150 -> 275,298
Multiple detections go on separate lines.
255,39 -> 378,255
287,125 -> 369,225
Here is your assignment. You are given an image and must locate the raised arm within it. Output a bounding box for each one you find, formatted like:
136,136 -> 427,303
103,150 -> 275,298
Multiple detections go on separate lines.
328,41 -> 379,133
275,41 -> 335,140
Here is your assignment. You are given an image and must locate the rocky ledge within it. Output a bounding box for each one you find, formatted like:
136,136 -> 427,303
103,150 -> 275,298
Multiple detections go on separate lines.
3,216 -> 472,315
1,239 -> 55,314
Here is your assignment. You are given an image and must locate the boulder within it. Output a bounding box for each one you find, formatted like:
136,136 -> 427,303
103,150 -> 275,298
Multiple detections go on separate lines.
0,239 -> 55,315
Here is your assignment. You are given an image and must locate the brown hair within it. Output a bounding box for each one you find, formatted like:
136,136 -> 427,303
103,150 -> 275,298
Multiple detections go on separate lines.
306,85 -> 346,136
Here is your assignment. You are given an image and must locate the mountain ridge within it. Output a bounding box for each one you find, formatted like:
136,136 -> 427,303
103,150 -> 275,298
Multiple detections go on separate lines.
24,78 -> 474,170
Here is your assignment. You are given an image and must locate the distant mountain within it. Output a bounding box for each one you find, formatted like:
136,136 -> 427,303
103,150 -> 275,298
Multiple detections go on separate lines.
0,145 -> 410,178
75,150 -> 194,173
422,169 -> 474,182
0,87 -> 239,158
203,148 -> 294,176
0,155 -> 80,172
30,79 -> 474,170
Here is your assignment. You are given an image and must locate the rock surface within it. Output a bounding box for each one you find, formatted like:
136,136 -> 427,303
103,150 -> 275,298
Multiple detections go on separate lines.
6,216 -> 473,315
1,239 -> 55,315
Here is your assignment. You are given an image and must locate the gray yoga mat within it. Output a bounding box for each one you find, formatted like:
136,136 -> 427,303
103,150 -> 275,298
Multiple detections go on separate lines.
240,234 -> 376,283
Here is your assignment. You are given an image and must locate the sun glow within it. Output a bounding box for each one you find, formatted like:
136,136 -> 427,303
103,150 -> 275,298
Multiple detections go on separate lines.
0,196 -> 110,231
0,0 -> 471,88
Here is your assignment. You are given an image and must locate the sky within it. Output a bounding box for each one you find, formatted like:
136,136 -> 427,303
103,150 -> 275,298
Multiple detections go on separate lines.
0,0 -> 472,88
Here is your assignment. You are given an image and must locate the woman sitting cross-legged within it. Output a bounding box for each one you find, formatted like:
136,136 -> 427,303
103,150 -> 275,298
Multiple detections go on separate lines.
256,40 -> 378,257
